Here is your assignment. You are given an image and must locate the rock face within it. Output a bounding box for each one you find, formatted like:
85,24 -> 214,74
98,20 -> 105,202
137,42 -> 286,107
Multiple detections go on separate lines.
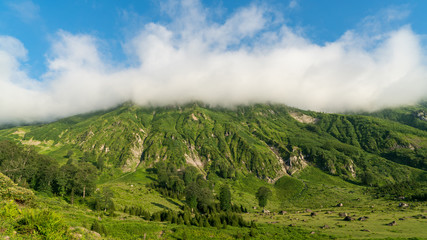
122,133 -> 144,172
289,112 -> 319,124
285,147 -> 308,175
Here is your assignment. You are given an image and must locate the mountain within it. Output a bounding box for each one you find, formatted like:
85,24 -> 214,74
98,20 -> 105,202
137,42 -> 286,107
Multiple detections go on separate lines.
362,101 -> 427,132
1,102 -> 427,239
1,102 -> 426,187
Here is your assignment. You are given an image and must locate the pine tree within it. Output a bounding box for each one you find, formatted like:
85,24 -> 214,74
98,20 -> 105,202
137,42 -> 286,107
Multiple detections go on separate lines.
219,184 -> 232,212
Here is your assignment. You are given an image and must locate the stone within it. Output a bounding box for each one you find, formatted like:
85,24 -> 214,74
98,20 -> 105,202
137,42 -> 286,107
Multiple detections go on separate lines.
338,212 -> 347,217
262,209 -> 270,214
321,225 -> 330,229
387,221 -> 397,226
278,210 -> 287,215
398,203 -> 409,208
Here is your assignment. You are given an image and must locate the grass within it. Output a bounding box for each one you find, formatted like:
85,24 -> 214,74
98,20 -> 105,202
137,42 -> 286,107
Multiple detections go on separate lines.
244,203 -> 427,239
85,166 -> 426,239
2,165 -> 426,239
99,169 -> 184,212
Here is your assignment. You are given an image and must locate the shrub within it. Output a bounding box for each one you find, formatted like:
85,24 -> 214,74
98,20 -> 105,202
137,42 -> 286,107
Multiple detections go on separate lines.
15,208 -> 70,239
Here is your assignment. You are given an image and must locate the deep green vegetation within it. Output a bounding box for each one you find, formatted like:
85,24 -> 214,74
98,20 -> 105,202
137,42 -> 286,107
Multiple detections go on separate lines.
0,102 -> 426,239
0,140 -> 98,203
256,186 -> 272,208
362,101 -> 427,131
1,102 -> 425,185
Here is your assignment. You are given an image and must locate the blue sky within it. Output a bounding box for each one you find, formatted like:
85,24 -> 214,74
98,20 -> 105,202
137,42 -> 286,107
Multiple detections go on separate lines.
2,0 -> 426,78
0,0 -> 427,124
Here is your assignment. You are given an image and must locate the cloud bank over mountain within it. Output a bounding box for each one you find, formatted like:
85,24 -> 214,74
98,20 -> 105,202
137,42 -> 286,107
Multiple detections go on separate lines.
1,0 -> 427,124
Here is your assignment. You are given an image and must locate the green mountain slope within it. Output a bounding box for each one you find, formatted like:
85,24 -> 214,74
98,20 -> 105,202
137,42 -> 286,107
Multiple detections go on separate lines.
361,101 -> 427,132
1,102 -> 427,239
1,103 -> 426,187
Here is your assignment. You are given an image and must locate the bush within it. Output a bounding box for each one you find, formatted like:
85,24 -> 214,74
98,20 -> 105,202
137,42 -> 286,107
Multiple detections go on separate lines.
15,208 -> 70,239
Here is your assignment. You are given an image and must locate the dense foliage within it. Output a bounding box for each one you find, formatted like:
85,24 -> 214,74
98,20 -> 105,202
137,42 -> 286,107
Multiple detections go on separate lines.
0,201 -> 71,239
0,141 -> 98,202
256,186 -> 272,208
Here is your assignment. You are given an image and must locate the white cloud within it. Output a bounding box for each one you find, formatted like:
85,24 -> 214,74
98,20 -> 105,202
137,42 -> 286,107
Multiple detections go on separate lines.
0,1 -> 426,124
288,0 -> 298,9
7,0 -> 40,22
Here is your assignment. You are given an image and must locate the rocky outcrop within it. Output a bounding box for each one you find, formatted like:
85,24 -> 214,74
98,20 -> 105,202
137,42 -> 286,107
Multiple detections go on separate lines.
285,147 -> 308,175
122,132 -> 145,173
289,112 -> 318,124
414,111 -> 427,121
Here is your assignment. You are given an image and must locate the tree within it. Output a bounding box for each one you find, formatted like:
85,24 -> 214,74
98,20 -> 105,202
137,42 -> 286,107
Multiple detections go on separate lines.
362,170 -> 376,187
197,187 -> 213,213
255,186 -> 272,209
101,187 -> 114,212
183,166 -> 200,185
34,156 -> 60,193
219,184 -> 231,211
174,178 -> 185,197
59,162 -> 79,204
185,181 -> 213,213
75,162 -> 97,199
185,183 -> 198,212
97,157 -> 105,171
93,187 -> 115,213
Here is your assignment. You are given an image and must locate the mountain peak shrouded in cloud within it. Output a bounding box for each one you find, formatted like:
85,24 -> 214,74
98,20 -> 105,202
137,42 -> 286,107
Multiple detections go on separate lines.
0,0 -> 427,125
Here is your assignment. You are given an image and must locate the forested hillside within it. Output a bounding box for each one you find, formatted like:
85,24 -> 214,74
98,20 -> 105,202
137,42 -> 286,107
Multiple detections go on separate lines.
1,102 -> 426,187
1,103 -> 427,239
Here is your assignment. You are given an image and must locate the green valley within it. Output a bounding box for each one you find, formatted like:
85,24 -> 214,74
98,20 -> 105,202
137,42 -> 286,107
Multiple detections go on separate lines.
0,102 -> 426,239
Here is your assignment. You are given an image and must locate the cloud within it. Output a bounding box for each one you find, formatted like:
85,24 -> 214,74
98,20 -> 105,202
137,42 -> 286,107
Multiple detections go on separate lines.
288,0 -> 298,9
0,1 -> 427,124
358,5 -> 410,37
7,0 -> 40,22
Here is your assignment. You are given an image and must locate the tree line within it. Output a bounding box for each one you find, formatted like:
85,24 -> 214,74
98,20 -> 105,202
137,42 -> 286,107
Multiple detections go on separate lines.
0,141 -> 98,203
